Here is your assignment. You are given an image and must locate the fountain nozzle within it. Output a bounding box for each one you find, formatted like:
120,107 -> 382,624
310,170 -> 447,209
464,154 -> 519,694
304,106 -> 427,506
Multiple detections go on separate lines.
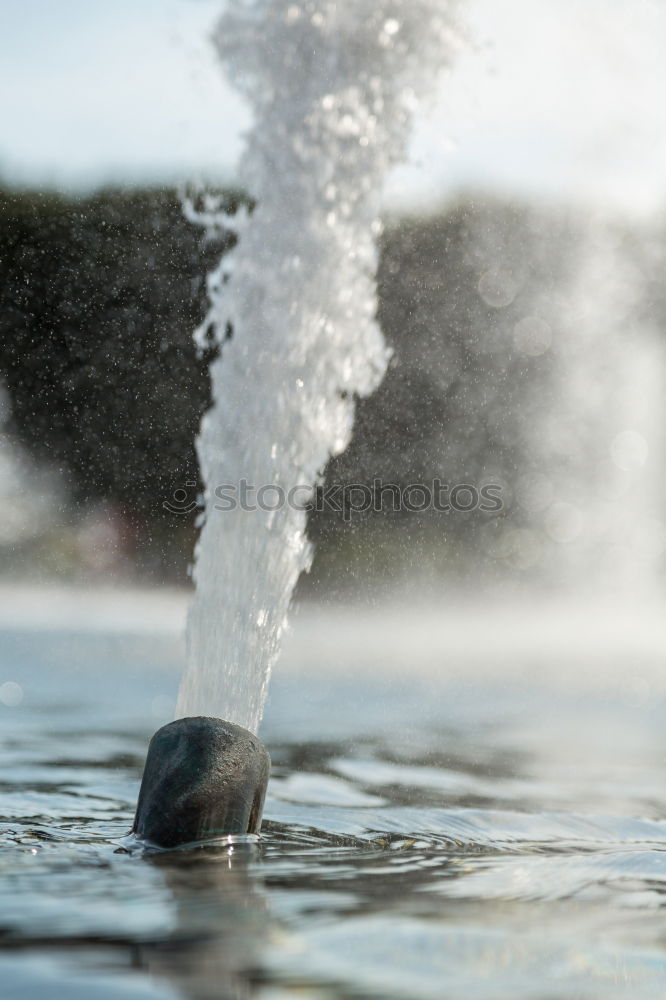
133,717 -> 270,849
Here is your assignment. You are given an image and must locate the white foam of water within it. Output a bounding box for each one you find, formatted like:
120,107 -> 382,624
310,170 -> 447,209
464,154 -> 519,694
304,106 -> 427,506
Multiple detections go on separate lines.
177,0 -> 462,730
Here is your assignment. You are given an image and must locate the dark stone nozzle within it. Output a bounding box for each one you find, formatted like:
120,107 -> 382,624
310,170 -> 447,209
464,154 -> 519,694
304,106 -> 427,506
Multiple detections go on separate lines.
132,716 -> 270,849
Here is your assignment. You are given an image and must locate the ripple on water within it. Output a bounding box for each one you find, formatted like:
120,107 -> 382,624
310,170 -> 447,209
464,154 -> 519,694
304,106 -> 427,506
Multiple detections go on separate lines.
4,625 -> 666,998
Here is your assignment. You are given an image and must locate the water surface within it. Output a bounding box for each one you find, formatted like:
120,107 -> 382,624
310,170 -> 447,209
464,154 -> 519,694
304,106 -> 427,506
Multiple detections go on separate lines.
4,597 -> 666,999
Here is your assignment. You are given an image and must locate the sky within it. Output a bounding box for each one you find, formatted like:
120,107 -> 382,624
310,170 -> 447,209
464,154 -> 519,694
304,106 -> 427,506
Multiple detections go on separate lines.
2,0 -> 666,215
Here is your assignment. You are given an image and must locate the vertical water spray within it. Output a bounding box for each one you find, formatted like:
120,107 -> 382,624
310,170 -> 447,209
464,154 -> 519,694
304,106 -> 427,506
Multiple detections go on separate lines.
176,0 -> 461,730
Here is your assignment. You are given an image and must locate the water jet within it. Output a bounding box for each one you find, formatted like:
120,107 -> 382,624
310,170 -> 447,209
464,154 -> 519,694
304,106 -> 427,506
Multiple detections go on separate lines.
131,0 -> 461,846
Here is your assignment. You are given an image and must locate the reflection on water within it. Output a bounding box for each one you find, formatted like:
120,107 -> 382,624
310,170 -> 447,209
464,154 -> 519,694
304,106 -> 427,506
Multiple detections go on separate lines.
4,608 -> 666,998
140,847 -> 269,1000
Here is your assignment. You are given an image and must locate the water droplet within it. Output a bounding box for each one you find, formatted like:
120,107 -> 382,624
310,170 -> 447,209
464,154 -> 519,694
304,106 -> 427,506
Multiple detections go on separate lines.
610,430 -> 648,472
0,682 -> 23,707
478,270 -> 518,308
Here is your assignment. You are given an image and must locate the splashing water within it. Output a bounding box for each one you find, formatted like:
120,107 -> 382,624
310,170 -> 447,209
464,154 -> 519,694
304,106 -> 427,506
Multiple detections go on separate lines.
176,1 -> 461,729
